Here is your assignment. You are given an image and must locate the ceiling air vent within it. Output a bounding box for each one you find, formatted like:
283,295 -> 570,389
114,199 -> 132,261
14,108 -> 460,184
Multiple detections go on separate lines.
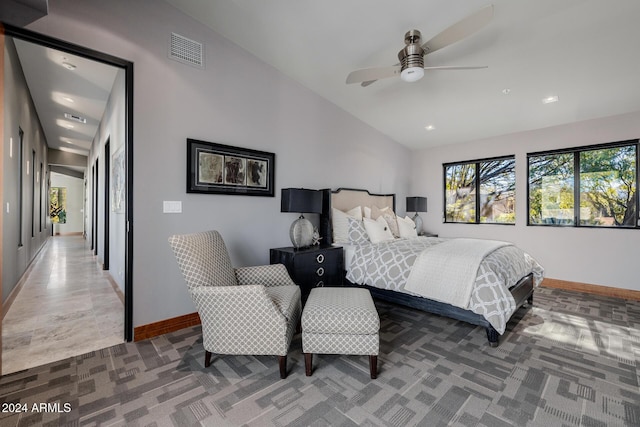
64,112 -> 87,123
169,32 -> 204,69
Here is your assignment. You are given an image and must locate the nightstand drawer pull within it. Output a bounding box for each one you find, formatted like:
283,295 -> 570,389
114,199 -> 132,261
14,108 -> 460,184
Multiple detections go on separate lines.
316,254 -> 325,263
316,281 -> 325,287
316,267 -> 325,276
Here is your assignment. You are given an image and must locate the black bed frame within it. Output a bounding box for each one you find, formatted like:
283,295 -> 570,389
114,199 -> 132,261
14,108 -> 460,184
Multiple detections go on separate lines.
319,188 -> 534,347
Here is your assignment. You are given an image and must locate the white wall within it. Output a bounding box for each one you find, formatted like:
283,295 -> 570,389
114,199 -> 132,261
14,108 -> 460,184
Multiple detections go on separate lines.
28,0 -> 412,328
412,111 -> 640,291
50,172 -> 83,234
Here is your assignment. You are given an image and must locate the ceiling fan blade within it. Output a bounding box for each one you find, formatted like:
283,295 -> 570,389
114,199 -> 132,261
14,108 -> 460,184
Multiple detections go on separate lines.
422,4 -> 494,55
346,66 -> 401,84
423,65 -> 488,71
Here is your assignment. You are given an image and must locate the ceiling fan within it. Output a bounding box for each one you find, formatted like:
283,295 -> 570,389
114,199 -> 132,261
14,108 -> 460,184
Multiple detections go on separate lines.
346,4 -> 494,86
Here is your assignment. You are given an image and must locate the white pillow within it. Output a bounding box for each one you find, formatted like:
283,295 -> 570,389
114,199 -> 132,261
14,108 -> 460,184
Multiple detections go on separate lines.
332,206 -> 363,244
363,206 -> 372,219
369,205 -> 400,237
363,216 -> 395,244
397,215 -> 418,239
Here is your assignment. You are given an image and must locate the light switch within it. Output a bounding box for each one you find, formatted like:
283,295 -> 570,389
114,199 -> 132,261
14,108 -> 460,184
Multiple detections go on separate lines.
163,201 -> 182,213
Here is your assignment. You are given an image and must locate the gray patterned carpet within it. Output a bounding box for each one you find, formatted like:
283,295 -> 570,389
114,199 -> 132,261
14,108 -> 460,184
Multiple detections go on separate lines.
1,286 -> 639,426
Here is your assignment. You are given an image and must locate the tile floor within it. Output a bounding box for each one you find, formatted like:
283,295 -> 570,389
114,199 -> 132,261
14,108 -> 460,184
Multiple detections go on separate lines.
2,235 -> 124,374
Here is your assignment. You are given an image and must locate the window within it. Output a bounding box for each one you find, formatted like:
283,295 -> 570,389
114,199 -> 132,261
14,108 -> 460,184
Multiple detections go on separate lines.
528,140 -> 638,228
444,156 -> 516,224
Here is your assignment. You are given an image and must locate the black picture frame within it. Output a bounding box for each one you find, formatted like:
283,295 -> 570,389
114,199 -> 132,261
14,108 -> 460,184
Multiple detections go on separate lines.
187,138 -> 275,196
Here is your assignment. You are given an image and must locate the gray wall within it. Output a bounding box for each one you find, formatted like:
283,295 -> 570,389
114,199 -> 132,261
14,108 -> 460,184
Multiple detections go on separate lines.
28,0 -> 412,327
2,37 -> 50,302
86,69 -> 126,292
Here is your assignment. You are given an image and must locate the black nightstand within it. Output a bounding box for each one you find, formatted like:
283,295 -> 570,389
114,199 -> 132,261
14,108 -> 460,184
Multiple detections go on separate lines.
270,245 -> 343,300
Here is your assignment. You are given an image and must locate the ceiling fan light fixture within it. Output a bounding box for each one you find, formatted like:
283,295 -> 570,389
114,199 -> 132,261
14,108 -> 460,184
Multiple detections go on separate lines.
401,66 -> 424,82
398,32 -> 425,83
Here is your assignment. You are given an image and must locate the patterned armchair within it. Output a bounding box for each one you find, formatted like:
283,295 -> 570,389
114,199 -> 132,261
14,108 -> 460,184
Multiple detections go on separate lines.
168,230 -> 301,379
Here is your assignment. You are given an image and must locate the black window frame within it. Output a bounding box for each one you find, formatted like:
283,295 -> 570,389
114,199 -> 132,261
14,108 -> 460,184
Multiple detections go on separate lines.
443,155 -> 516,225
527,139 -> 639,229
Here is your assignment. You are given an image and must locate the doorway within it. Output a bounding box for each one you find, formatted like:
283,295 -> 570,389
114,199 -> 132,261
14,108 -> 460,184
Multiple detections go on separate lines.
1,24 -> 134,374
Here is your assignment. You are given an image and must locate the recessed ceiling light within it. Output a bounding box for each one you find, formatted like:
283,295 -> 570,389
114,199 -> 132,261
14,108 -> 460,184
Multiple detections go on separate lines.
542,95 -> 559,104
62,61 -> 77,70
425,125 -> 435,131
501,88 -> 511,95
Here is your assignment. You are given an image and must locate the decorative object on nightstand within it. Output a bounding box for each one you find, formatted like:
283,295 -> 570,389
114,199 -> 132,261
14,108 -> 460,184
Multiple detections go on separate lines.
406,196 -> 427,234
281,188 -> 323,249
270,245 -> 343,301
311,227 -> 322,245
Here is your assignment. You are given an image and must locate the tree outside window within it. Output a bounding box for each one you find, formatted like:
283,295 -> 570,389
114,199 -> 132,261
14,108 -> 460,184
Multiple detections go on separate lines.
528,141 -> 638,228
445,156 -> 515,224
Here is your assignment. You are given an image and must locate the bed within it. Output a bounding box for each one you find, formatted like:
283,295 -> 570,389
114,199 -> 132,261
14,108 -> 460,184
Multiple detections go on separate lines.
319,188 -> 544,347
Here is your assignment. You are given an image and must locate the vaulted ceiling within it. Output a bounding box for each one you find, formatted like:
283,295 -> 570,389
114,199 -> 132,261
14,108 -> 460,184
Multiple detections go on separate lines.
165,0 -> 640,149
10,0 -> 640,158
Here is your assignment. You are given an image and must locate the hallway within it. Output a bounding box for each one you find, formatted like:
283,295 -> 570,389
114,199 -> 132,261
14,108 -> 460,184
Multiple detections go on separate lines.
2,235 -> 124,374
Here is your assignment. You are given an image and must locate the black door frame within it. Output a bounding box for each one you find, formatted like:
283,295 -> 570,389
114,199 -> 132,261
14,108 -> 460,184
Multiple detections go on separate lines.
103,139 -> 110,270
2,23 -> 135,341
91,163 -> 95,251
94,158 -> 99,255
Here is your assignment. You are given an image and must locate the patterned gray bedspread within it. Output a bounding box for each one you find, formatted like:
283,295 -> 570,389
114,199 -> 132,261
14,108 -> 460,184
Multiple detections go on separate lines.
345,237 -> 544,334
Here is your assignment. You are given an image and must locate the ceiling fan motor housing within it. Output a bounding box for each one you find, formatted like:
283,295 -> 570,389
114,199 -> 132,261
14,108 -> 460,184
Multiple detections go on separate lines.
398,29 -> 425,72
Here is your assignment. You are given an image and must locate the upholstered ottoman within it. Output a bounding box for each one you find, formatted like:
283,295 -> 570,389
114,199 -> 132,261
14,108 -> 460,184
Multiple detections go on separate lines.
302,287 -> 380,379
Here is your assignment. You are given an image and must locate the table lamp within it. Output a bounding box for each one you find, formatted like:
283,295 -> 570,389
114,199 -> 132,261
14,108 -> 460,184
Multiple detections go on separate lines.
281,188 -> 322,248
406,196 -> 427,234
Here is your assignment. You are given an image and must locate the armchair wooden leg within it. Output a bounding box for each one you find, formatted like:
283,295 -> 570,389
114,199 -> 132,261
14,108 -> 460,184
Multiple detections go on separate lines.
204,351 -> 212,368
369,355 -> 377,379
279,355 -> 287,379
304,353 -> 313,376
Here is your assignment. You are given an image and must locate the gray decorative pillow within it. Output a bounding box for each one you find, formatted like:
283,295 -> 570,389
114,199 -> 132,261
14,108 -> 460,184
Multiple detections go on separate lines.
332,206 -> 363,244
347,217 -> 369,244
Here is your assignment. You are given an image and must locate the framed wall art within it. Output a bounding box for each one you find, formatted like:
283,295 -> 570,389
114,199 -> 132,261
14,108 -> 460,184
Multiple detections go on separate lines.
111,145 -> 125,213
187,138 -> 275,196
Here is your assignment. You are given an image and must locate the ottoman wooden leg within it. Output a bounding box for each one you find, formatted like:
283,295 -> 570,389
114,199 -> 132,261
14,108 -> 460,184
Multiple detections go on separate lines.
369,355 -> 377,379
204,351 -> 212,368
304,353 -> 313,376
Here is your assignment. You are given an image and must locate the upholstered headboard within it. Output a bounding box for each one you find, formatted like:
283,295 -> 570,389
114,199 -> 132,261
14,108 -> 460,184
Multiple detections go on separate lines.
319,188 -> 396,245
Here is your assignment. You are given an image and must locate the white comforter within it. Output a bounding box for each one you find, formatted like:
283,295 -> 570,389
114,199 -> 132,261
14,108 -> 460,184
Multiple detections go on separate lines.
345,237 -> 544,334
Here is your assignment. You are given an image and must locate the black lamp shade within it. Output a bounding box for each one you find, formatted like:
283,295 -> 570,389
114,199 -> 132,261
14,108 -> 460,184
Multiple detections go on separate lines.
406,196 -> 427,213
281,188 -> 322,214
